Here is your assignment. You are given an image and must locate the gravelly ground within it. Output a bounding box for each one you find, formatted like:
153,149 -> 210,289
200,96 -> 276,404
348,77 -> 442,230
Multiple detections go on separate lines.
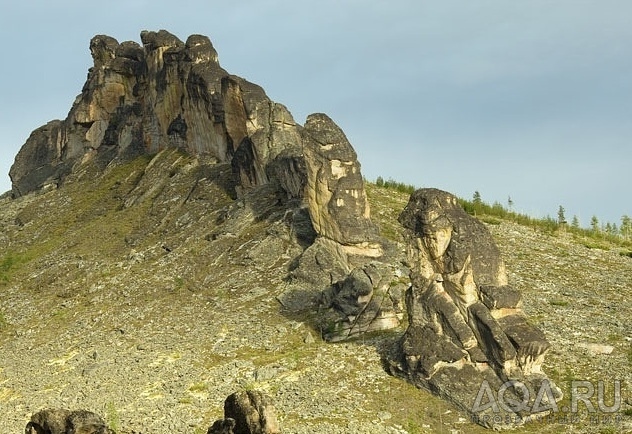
1,180 -> 631,433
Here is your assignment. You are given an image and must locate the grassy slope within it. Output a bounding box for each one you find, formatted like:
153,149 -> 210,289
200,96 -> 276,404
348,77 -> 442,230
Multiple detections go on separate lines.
0,159 -> 629,433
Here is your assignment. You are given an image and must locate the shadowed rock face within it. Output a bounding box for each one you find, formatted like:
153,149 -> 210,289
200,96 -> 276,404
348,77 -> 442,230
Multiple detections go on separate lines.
389,188 -> 561,429
318,263 -> 404,342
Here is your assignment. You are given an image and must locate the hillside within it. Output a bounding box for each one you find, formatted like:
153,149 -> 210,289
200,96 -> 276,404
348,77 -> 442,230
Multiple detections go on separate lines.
0,150 -> 630,433
2,29 -> 631,434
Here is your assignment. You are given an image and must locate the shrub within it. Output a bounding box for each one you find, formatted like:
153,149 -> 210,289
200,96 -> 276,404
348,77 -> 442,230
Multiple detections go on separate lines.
0,252 -> 29,282
374,176 -> 416,194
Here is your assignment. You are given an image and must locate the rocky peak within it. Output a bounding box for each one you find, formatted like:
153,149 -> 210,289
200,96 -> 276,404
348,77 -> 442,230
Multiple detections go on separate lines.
89,35 -> 119,68
185,34 -> 219,64
140,29 -> 185,52
9,31 -> 383,263
9,30 -> 392,337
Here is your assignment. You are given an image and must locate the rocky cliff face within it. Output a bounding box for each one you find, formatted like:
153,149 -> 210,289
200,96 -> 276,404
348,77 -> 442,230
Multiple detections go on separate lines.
9,30 -> 398,341
9,30 -> 301,197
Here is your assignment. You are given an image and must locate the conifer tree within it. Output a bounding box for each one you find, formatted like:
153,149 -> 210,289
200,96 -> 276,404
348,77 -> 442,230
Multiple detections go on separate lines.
621,215 -> 631,240
557,205 -> 566,224
473,191 -> 482,205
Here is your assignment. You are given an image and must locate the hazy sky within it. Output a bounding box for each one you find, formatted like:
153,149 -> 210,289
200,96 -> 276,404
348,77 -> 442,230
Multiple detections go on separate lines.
1,1 -> 630,226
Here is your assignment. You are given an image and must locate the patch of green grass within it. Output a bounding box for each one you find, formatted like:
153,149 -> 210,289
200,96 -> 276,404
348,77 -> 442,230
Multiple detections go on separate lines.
623,408 -> 632,416
606,333 -> 620,343
404,418 -> 425,434
581,240 -> 608,250
0,311 -> 7,330
0,252 -> 30,282
550,299 -> 569,307
479,216 -> 502,225
174,276 -> 185,291
105,401 -> 120,432
51,309 -> 68,320
188,382 -> 208,393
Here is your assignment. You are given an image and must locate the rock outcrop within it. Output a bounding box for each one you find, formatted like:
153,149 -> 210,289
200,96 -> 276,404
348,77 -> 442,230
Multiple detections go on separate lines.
388,188 -> 561,428
10,30 -> 398,341
302,113 -> 380,256
9,30 -> 302,199
8,30 -> 374,254
318,263 -> 404,342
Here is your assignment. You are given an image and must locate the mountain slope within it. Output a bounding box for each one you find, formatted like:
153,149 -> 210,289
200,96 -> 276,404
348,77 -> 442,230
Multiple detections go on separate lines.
1,152 -> 630,433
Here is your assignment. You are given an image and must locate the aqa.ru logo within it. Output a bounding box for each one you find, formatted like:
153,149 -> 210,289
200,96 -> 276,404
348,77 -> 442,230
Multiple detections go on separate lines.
472,379 -> 621,414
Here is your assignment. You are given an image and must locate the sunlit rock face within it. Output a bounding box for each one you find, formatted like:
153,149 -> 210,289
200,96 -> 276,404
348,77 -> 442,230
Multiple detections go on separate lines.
389,188 -> 561,429
302,113 -> 380,256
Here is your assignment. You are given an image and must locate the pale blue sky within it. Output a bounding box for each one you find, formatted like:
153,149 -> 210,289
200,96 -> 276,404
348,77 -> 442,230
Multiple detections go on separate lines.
1,1 -> 630,226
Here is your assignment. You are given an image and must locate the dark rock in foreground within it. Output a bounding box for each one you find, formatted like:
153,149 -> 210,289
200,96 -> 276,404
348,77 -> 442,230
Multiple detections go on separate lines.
25,408 -> 114,434
209,390 -> 280,434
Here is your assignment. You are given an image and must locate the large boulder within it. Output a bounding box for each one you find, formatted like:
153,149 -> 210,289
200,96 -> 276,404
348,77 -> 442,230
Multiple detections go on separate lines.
209,390 -> 281,434
318,264 -> 404,342
25,408 -> 115,434
388,188 -> 561,428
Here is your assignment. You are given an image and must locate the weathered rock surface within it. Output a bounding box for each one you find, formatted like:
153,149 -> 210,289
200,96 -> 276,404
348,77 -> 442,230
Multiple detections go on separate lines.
388,188 -> 562,428
9,30 -> 304,200
302,113 -> 380,256
217,390 -> 281,434
318,264 -> 404,342
25,408 -> 114,434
